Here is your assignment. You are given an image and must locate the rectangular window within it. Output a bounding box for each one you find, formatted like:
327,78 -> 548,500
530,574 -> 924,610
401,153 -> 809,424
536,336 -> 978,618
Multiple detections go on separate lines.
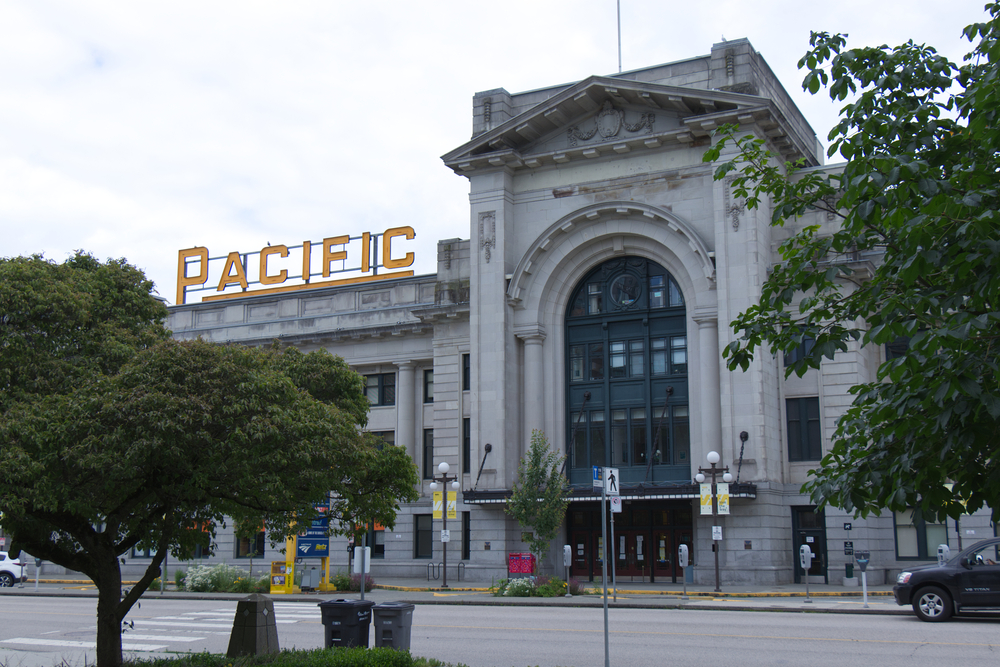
462,353 -> 471,390
629,340 -> 645,377
572,412 -> 587,467
236,531 -> 266,559
631,407 -> 647,466
370,431 -> 395,448
365,373 -> 396,406
569,345 -> 585,382
668,277 -> 684,306
651,338 -> 667,375
414,514 -> 433,558
368,522 -> 386,559
784,336 -> 816,366
423,429 -> 434,479
590,411 -> 605,467
131,547 -> 154,558
424,369 -> 434,403
588,283 -> 602,314
670,336 -> 687,374
895,509 -> 948,560
610,341 -> 626,378
612,409 -> 627,464
885,336 -> 911,361
589,343 -> 604,380
673,406 -> 690,464
462,511 -> 471,560
463,418 -> 471,474
649,275 -> 666,308
787,397 -> 822,461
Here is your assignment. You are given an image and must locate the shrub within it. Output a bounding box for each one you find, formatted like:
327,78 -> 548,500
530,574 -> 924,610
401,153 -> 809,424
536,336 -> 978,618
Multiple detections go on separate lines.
567,577 -> 584,595
332,570 -> 374,592
174,570 -> 186,590
534,576 -> 568,597
503,577 -> 536,597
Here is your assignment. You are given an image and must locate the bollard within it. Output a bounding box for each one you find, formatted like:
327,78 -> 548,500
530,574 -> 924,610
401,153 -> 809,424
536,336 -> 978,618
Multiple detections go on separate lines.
227,594 -> 280,658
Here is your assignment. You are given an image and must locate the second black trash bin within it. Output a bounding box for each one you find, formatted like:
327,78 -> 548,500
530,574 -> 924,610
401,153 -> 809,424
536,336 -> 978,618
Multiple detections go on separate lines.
372,602 -> 415,650
318,599 -> 375,649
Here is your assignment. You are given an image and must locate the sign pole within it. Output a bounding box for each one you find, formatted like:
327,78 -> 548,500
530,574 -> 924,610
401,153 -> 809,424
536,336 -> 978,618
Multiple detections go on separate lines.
601,473 -> 610,667
610,500 -> 617,602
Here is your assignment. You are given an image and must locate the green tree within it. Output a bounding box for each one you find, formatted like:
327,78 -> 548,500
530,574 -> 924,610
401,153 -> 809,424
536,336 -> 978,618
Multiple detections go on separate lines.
703,6 -> 1000,523
0,254 -> 417,667
505,430 -> 569,572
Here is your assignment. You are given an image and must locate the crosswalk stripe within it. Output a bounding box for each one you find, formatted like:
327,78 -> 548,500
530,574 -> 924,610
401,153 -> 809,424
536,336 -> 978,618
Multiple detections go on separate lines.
121,635 -> 206,642
135,621 -> 233,628
1,638 -> 166,652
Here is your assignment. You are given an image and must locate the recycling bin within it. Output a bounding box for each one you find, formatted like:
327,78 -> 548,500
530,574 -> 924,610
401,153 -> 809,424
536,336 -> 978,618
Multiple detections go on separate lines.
372,602 -> 415,650
845,563 -> 854,578
318,599 -> 375,649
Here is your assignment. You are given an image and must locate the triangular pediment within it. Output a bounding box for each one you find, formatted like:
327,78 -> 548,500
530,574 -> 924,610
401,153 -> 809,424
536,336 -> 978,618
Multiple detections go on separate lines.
442,76 -> 814,173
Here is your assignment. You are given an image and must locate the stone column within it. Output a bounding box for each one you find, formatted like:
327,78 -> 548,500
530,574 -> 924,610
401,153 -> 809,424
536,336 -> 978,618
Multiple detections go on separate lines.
396,361 -> 416,463
517,330 -> 546,453
694,312 -> 722,457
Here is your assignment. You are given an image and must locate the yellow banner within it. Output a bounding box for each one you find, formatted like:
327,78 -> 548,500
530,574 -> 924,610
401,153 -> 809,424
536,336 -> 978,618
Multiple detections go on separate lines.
433,491 -> 442,519
717,482 -> 730,515
699,483 -> 713,515
447,491 -> 457,519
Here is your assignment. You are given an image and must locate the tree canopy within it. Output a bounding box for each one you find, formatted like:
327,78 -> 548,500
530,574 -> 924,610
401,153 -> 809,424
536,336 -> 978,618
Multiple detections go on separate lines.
505,430 -> 569,571
0,253 -> 417,667
703,6 -> 1000,523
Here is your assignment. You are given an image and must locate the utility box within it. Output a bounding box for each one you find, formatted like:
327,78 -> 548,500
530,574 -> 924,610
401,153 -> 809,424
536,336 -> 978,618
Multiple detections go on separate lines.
372,602 -> 415,650
227,594 -> 279,658
318,599 -> 374,649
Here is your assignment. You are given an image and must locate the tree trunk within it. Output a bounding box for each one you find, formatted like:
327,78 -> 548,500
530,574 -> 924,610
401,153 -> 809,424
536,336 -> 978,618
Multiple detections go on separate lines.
94,557 -> 124,667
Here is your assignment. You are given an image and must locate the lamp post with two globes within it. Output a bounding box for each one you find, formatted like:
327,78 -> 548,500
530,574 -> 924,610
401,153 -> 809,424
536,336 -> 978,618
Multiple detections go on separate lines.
695,450 -> 733,593
429,461 -> 461,588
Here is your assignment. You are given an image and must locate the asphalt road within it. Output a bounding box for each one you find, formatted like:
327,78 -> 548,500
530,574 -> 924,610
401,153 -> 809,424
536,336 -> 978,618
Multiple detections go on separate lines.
0,597 -> 998,667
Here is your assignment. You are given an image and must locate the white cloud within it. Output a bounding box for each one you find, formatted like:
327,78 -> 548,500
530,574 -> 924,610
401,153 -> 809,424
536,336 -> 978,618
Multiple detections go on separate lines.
0,0 -> 991,301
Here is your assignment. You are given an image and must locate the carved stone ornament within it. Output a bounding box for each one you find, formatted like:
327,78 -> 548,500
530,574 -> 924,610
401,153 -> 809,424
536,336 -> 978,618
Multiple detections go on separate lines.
725,175 -> 744,231
567,101 -> 655,146
479,211 -> 496,263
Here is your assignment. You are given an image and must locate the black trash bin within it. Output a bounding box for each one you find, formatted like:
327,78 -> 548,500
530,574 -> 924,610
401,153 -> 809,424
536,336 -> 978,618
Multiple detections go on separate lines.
318,599 -> 375,649
372,602 -> 415,650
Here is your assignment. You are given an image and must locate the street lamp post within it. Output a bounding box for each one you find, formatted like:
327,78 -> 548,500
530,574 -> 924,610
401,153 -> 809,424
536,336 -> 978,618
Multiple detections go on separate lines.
429,461 -> 460,588
696,450 -> 733,593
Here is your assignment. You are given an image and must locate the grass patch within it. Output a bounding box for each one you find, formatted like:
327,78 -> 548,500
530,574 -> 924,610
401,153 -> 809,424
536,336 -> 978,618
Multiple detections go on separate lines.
125,648 -> 470,667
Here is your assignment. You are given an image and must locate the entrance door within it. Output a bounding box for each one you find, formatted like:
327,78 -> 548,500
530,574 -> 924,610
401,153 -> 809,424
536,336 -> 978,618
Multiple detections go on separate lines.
614,530 -> 651,581
570,531 -> 591,579
652,531 -> 674,581
792,506 -> 828,583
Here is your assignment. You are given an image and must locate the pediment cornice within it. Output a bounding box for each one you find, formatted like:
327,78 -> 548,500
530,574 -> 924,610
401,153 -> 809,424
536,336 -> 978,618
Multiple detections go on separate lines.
442,76 -> 815,173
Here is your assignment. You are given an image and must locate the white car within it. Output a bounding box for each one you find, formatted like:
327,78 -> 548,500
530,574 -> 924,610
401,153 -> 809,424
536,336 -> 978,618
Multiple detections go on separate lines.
0,551 -> 26,586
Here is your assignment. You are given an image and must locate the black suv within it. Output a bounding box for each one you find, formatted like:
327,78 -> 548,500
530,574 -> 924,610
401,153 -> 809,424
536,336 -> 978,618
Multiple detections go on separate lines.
894,537 -> 1000,621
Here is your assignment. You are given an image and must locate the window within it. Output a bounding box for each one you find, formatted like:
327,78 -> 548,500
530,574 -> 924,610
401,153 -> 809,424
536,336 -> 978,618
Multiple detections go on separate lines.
895,509 -> 948,560
462,511 -> 471,560
370,431 -> 395,447
424,369 -> 434,403
131,546 -> 154,558
463,418 -> 471,474
423,429 -> 434,479
365,373 -> 396,406
414,514 -> 433,558
365,522 -> 386,559
462,354 -> 471,391
236,531 -> 266,559
787,397 -> 822,461
784,336 -> 816,366
886,336 -> 910,361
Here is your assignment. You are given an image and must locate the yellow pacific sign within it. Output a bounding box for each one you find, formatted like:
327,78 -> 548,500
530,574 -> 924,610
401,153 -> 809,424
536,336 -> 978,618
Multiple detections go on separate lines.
176,226 -> 416,305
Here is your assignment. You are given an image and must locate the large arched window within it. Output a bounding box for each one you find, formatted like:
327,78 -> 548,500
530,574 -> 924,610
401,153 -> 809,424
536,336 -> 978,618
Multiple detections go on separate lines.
565,257 -> 689,486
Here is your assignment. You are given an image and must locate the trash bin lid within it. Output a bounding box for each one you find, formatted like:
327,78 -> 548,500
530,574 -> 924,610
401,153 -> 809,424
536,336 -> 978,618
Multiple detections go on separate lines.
318,599 -> 376,609
373,602 -> 415,613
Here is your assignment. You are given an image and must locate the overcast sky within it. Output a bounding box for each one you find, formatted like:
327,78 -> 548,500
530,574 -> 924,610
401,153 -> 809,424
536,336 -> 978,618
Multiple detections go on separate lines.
1,0 -> 991,304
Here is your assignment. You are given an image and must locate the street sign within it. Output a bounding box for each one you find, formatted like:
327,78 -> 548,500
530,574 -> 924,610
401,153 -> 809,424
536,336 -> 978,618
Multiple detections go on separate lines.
441,529 -> 451,543
712,525 -> 722,540
610,495 -> 622,513
605,467 -> 619,495
593,466 -> 603,488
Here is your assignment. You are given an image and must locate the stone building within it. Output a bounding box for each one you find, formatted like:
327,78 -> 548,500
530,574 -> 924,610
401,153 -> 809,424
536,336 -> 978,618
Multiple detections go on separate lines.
162,38 -> 993,587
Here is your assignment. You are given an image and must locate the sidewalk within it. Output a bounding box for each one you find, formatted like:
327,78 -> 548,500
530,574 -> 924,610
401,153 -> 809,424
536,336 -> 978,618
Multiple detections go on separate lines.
0,573 -> 906,616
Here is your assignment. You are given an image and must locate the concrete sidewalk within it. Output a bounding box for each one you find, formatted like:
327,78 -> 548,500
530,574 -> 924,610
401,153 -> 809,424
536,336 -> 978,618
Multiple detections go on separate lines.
1,573 -> 905,616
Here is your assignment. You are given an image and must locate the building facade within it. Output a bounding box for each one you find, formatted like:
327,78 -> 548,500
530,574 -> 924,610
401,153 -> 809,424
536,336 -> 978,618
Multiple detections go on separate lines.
162,38 -> 993,587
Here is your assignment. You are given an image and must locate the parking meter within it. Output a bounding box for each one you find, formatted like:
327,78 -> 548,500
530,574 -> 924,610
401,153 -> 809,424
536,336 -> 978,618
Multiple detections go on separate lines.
855,550 -> 870,572
563,544 -> 572,567
678,544 -> 689,568
937,544 -> 951,566
799,544 -> 813,570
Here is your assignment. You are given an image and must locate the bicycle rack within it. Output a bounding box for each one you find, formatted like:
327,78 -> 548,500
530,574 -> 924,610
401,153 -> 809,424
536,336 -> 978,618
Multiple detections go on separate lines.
456,561 -> 465,581
427,562 -> 441,581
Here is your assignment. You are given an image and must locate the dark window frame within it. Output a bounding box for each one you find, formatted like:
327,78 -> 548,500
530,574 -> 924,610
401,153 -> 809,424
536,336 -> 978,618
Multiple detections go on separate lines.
786,397 -> 822,462
462,354 -> 471,391
414,514 -> 433,559
463,417 -> 471,474
422,429 -> 434,479
424,369 -> 434,403
365,373 -> 396,406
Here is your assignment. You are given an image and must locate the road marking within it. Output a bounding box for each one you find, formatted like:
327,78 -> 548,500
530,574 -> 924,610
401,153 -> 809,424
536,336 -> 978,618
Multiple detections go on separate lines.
121,635 -> 206,642
1,638 -> 166,651
134,621 -> 234,628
